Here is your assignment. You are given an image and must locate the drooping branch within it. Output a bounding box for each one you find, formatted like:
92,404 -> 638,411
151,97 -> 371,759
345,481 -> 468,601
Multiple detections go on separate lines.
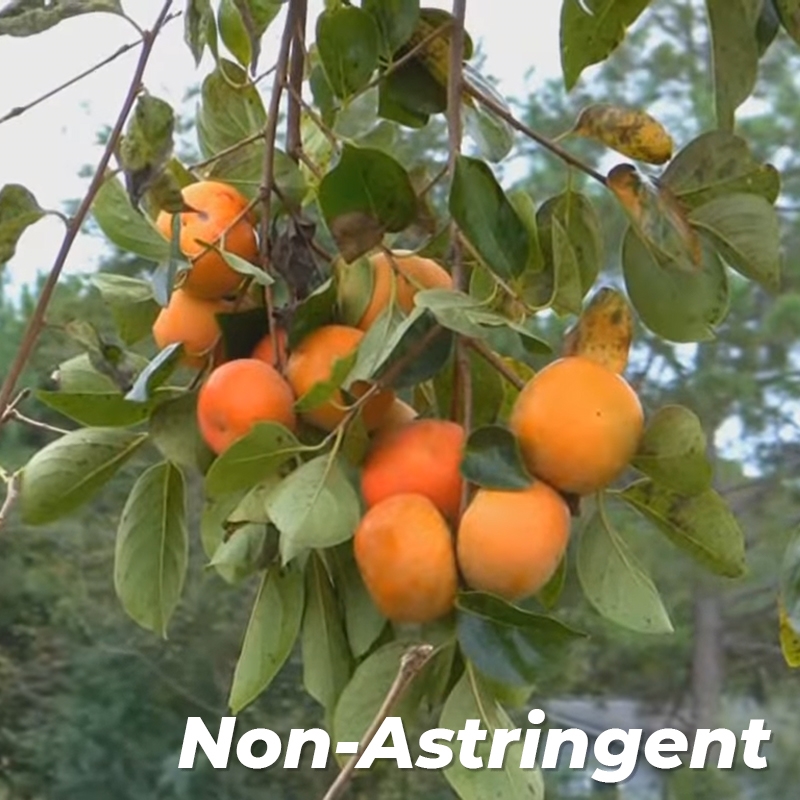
320,644 -> 434,800
0,0 -> 176,420
285,0 -> 308,162
462,79 -> 608,186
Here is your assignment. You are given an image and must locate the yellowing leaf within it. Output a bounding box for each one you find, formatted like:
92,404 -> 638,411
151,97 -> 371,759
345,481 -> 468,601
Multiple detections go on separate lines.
562,286 -> 633,374
404,8 -> 474,88
572,103 -> 673,165
779,600 -> 800,668
608,163 -> 701,271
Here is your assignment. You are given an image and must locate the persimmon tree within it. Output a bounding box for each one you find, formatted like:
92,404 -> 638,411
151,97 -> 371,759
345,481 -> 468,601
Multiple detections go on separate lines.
1,1 -> 799,798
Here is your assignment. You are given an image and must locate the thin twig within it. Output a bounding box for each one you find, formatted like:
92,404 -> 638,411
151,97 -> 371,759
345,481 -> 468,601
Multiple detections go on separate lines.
0,473 -> 20,533
462,81 -> 608,187
466,339 -> 525,390
6,410 -> 70,436
286,0 -> 308,162
0,0 -> 176,420
296,149 -> 323,180
321,644 -> 434,800
284,82 -> 339,150
187,129 -> 266,172
0,13 -> 180,127
258,0 -> 299,372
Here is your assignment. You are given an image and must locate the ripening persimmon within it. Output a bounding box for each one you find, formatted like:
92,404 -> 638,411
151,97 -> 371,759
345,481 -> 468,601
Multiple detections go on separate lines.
196,358 -> 297,454
510,356 -> 644,495
285,324 -> 394,432
354,250 -> 453,330
354,493 -> 457,624
155,180 -> 257,300
457,481 -> 571,602
361,419 -> 465,522
152,288 -> 231,369
251,328 -> 288,368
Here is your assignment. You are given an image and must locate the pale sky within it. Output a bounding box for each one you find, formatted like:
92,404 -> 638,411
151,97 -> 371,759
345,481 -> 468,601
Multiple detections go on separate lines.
0,1 -> 564,297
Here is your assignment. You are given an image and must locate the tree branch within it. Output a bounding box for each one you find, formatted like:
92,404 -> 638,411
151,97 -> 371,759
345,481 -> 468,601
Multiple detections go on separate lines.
320,644 -> 434,800
285,0 -> 308,162
0,472 -> 20,533
462,81 -> 608,187
446,0 -> 472,518
258,0 -> 299,371
0,0 -> 176,420
465,338 -> 525,390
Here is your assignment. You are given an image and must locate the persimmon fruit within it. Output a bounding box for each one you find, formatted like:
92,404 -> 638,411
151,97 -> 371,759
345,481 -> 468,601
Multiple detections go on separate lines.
156,180 -> 257,300
354,493 -> 457,624
152,288 -> 231,369
285,324 -> 394,432
361,419 -> 465,522
457,481 -> 571,601
355,250 -> 453,331
251,328 -> 288,368
510,356 -> 644,495
196,358 -> 297,454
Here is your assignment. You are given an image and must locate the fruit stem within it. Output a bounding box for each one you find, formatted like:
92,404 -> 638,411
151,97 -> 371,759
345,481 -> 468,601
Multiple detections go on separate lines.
320,644 -> 434,800
0,0 -> 176,422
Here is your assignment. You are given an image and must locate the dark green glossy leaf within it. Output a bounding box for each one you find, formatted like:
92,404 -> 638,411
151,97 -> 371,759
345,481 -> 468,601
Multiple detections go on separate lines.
363,0 -> 419,52
149,391 -> 215,474
460,426 -> 531,490
316,6 -> 380,98
318,144 -> 417,262
449,155 -> 529,281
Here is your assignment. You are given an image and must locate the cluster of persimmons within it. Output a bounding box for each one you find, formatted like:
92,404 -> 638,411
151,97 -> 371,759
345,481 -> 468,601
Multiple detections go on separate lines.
154,180 -> 645,626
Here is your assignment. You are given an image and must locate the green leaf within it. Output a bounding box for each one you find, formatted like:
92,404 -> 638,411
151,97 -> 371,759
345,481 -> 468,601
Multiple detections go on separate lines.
205,422 -> 306,496
622,227 -> 729,342
776,0 -> 800,44
209,524 -> 270,584
620,479 -> 747,578
706,0 -> 761,131
197,59 -> 266,159
449,155 -> 530,281
0,0 -> 122,36
201,491 -> 247,560
185,0 -> 215,65
316,6 -> 380,98
460,426 -> 531,490
219,0 -> 281,70
267,455 -> 361,564
118,94 -> 176,207
20,429 -> 147,525
441,671 -> 544,799
560,0 -> 650,90
229,566 -> 305,714
363,0 -> 419,52
462,64 -> 515,163
92,173 -> 171,263
217,247 -> 274,287
537,556 -> 567,611
632,405 -> 713,496
536,190 -> 602,297
294,350 -> 357,413
328,543 -> 386,658
690,193 -> 781,292
52,353 -> 119,393
456,592 -> 585,686
92,273 -> 160,345
318,144 -> 417,262
0,183 -> 44,264
114,462 -> 188,637
757,0 -> 781,53
289,278 -> 338,349
149,391 -> 215,474
661,130 -> 780,210
35,388 -> 164,428
124,344 -> 182,403
577,502 -> 674,635
302,555 -> 353,717
781,530 -> 800,631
